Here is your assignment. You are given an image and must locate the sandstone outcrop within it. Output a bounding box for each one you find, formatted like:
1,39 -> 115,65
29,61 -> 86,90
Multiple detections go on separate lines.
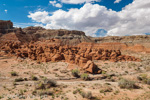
22,27 -> 93,45
0,20 -> 15,34
83,60 -> 102,74
91,35 -> 150,46
91,35 -> 150,53
0,20 -> 93,46
0,40 -> 141,74
0,20 -> 13,29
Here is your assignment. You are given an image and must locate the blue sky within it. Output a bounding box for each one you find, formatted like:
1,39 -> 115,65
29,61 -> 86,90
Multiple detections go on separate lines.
0,0 -> 150,37
0,0 -> 133,22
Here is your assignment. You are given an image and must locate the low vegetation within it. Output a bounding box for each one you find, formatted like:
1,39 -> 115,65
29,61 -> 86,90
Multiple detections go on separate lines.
14,78 -> 24,82
81,73 -> 90,81
118,79 -> 138,89
37,90 -> 53,96
137,74 -> 150,85
35,79 -> 57,90
80,91 -> 92,99
71,69 -> 80,78
31,75 -> 38,81
10,71 -> 18,76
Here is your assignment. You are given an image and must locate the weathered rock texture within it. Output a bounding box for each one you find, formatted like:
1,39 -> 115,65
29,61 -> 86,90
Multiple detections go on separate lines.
91,35 -> 150,46
0,40 -> 141,74
91,35 -> 150,53
0,20 -> 13,29
22,26 -> 93,45
78,42 -> 150,53
0,20 -> 15,34
83,60 -> 102,74
0,20 -> 93,46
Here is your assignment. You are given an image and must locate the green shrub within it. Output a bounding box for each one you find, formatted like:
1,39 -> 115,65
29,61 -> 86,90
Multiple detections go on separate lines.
102,71 -> 106,74
81,73 -> 90,81
31,75 -> 38,81
137,74 -> 147,81
100,87 -> 113,93
35,79 -> 57,90
35,81 -> 45,90
118,79 -> 138,89
37,90 -> 53,96
146,79 -> 150,85
32,90 -> 37,95
137,74 -> 150,85
15,78 -> 24,82
0,96 -> 3,99
19,89 -> 24,95
72,69 -> 80,78
80,91 -> 92,99
73,90 -> 78,94
10,71 -> 18,76
44,79 -> 57,87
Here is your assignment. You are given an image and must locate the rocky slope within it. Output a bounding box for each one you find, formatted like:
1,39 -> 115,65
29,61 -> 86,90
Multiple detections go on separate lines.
22,26 -> 93,45
89,35 -> 150,53
91,35 -> 150,47
0,20 -> 93,46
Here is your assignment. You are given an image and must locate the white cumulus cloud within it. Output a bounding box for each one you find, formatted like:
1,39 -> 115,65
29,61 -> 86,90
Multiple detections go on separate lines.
49,1 -> 62,8
28,3 -> 118,36
60,0 -> 101,4
107,0 -> 150,36
28,0 -> 150,36
114,0 -> 122,4
55,3 -> 62,8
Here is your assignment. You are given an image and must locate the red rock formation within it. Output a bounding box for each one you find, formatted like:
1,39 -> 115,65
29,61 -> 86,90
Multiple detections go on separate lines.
0,40 -> 141,74
83,60 -> 102,74
0,20 -> 15,34
128,44 -> 145,52
78,42 -> 128,50
0,20 -> 13,29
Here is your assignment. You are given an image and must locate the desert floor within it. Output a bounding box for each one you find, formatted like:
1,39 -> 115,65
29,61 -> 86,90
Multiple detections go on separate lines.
0,51 -> 150,100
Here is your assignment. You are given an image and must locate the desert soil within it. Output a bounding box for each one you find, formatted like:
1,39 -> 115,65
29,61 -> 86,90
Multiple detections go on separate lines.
0,51 -> 150,100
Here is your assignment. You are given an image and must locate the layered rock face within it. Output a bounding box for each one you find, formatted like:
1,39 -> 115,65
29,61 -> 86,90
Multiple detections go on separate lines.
91,35 -> 150,45
22,27 -> 93,45
78,42 -> 128,50
0,20 -> 15,33
0,41 -> 141,74
0,20 -> 13,29
78,42 -> 150,53
0,21 -> 93,46
91,35 -> 150,53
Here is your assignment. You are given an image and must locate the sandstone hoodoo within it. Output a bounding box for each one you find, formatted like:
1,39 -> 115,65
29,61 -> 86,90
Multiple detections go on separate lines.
83,60 -> 102,74
0,40 -> 141,74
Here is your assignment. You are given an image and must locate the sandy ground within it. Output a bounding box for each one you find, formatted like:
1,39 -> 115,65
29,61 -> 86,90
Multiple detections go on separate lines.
0,51 -> 150,100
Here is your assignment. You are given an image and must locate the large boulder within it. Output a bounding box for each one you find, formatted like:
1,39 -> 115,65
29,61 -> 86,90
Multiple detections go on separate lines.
83,60 -> 102,74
